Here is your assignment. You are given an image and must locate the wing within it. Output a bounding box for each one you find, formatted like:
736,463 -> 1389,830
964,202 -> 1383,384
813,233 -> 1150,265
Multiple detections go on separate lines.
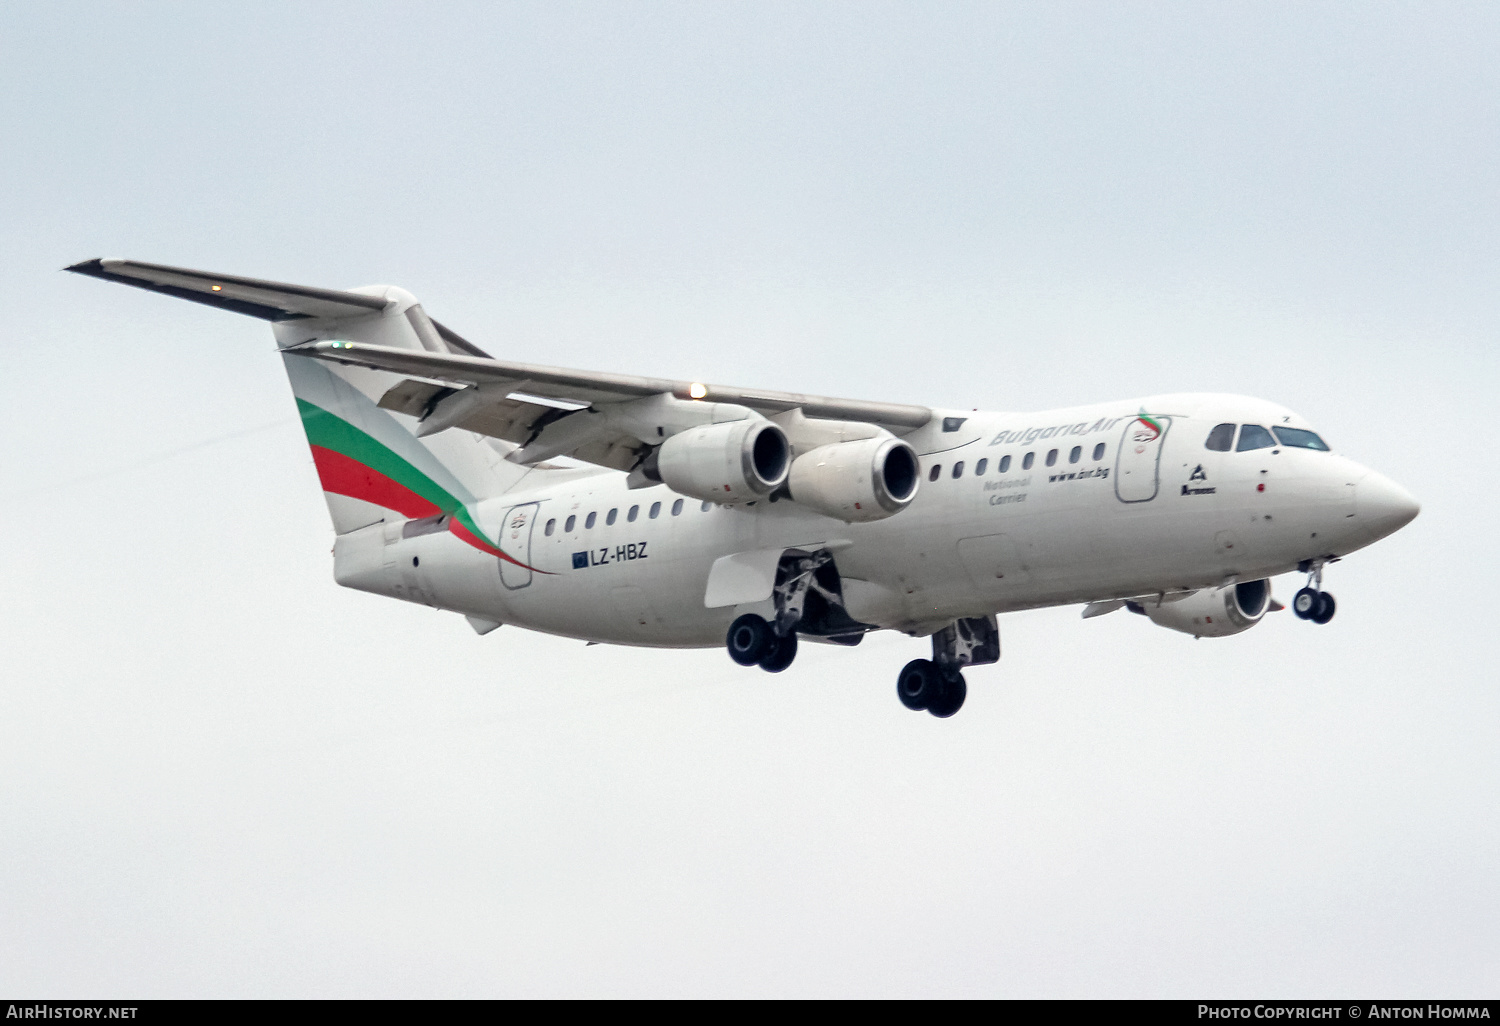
292,337 -> 928,431
292,339 -> 932,472
65,257 -> 932,472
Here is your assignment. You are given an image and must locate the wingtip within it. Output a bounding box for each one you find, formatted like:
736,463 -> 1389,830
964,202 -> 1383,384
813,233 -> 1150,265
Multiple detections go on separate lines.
64,258 -> 105,274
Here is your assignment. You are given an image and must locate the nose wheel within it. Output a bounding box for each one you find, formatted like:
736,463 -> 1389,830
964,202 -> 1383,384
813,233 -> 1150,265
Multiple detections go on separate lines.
1293,587 -> 1336,624
1293,560 -> 1337,624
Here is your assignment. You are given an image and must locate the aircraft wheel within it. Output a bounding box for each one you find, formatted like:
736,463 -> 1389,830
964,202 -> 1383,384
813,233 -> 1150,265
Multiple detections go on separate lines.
1292,587 -> 1320,620
896,659 -> 943,711
759,631 -> 798,673
1311,592 -> 1336,625
727,614 -> 773,666
927,672 -> 968,719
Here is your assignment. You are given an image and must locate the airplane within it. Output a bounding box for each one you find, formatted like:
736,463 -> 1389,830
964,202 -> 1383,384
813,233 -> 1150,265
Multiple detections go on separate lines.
69,258 -> 1421,718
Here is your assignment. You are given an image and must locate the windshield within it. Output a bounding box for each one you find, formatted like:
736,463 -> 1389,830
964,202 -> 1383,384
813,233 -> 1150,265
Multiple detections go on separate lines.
1204,423 -> 1235,451
1272,426 -> 1330,451
1236,424 -> 1276,451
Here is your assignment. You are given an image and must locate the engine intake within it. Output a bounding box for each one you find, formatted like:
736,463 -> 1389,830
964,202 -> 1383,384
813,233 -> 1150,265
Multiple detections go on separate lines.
787,436 -> 920,522
1136,580 -> 1270,638
653,419 -> 790,504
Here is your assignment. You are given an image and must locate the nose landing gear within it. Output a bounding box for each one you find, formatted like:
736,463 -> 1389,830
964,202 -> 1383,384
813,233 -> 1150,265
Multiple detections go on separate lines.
1293,559 -> 1337,624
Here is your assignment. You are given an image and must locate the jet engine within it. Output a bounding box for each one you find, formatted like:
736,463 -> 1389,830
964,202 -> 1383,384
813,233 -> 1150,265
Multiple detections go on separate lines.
653,418 -> 791,504
787,436 -> 920,522
1134,580 -> 1271,638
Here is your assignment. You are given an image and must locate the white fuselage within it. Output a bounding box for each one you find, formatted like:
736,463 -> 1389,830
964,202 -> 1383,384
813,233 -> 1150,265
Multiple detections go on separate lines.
332,392 -> 1416,648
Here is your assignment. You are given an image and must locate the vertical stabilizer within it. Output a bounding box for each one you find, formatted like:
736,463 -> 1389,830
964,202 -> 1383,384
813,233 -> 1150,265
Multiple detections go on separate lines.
268,286 -> 531,537
65,260 -> 536,545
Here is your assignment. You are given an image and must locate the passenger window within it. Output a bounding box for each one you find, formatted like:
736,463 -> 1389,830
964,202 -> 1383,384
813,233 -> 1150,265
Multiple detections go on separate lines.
1092,442 -> 1105,461
627,505 -> 639,522
1045,449 -> 1058,467
1022,452 -> 1034,470
672,498 -> 684,516
585,512 -> 597,529
999,455 -> 1011,473
1069,446 -> 1081,464
545,518 -> 556,536
1272,427 -> 1330,451
565,515 -> 576,532
606,508 -> 618,526
1205,423 -> 1235,452
1237,424 -> 1276,451
952,461 -> 964,479
975,458 -> 988,476
649,501 -> 661,519
929,464 -> 941,482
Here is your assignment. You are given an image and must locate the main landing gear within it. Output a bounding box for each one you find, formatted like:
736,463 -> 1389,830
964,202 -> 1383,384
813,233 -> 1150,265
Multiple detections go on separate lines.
894,615 -> 1000,719
726,612 -> 799,673
723,551 -> 839,674
896,659 -> 967,718
720,550 -> 999,720
1293,559 -> 1337,625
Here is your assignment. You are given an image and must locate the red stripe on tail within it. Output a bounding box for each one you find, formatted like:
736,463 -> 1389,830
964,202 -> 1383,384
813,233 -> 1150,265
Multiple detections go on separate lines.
309,446 -> 442,520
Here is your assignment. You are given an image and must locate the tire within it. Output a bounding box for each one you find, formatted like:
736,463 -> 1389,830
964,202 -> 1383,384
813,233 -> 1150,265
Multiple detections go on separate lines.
727,614 -> 772,666
1293,587 -> 1320,620
1311,591 -> 1336,625
897,659 -> 941,711
759,631 -> 798,673
927,672 -> 968,719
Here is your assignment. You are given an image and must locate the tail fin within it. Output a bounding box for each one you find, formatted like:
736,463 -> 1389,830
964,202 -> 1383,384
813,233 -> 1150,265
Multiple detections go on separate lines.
67,259 -> 531,537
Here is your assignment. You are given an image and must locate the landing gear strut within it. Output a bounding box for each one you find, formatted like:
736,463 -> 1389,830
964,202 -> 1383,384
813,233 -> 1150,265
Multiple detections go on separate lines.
893,614 -> 999,718
723,551 -> 836,673
1293,559 -> 1337,625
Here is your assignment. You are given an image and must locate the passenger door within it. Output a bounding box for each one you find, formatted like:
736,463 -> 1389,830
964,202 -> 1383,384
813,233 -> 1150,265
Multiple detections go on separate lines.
498,502 -> 539,589
1114,415 -> 1172,503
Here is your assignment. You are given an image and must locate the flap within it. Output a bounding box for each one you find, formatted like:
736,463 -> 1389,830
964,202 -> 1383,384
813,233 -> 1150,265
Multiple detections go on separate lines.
376,378 -> 647,471
1081,599 -> 1126,619
288,339 -> 932,431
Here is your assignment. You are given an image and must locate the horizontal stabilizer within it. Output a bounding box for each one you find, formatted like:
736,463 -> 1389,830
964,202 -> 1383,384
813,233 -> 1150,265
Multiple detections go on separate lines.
66,258 -> 389,322
65,258 -> 491,358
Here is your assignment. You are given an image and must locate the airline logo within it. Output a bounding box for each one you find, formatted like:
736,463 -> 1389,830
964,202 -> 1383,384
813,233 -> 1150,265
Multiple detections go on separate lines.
1133,410 -> 1164,443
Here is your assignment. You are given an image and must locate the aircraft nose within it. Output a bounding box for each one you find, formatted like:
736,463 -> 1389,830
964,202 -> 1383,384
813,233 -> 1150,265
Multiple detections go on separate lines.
1355,471 -> 1420,542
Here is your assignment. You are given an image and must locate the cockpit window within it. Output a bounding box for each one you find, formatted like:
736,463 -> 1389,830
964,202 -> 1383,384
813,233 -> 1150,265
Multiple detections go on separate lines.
1204,423 -> 1235,452
1272,426 -> 1330,451
1236,424 -> 1276,451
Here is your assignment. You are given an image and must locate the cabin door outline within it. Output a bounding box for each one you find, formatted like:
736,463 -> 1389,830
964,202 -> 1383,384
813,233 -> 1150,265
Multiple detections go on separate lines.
498,502 -> 540,590
1114,414 -> 1172,503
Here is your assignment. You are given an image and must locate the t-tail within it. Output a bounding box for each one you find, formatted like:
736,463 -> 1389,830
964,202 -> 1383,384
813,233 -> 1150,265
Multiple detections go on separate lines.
66,259 -> 530,554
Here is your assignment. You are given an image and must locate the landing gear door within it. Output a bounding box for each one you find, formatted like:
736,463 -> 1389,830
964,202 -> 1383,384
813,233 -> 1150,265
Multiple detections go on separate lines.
498,502 -> 539,590
1114,414 -> 1171,503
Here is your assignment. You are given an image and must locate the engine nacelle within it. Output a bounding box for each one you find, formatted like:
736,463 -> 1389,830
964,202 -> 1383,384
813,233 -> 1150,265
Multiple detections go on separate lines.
655,418 -> 790,504
1136,580 -> 1271,638
787,436 -> 920,522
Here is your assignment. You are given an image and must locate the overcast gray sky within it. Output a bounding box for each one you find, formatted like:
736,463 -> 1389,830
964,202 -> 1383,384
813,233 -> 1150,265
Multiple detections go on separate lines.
2,0 -> 1496,997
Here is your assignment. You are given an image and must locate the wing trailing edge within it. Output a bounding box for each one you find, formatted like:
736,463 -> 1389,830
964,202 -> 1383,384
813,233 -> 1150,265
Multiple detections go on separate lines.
289,339 -> 933,431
